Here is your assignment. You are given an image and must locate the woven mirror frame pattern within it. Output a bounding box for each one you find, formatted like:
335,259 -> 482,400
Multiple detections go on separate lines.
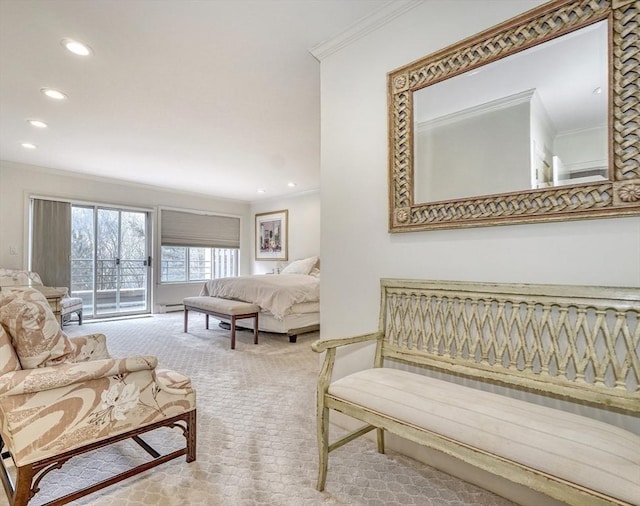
388,0 -> 640,232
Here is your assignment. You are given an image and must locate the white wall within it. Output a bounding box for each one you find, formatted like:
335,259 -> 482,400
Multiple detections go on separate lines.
0,160 -> 251,310
554,125 -> 608,175
250,190 -> 320,274
530,92 -> 555,187
319,1 -> 640,503
416,101 -> 531,201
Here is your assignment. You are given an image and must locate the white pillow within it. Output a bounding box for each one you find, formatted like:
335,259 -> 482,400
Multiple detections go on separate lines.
281,256 -> 318,275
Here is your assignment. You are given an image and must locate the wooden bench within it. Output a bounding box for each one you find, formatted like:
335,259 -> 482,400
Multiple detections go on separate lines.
183,296 -> 259,349
312,279 -> 640,506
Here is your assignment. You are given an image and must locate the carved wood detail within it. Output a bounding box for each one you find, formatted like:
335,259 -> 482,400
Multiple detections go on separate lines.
381,279 -> 640,411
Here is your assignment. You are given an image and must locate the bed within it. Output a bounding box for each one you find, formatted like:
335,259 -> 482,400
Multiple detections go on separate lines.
199,257 -> 320,342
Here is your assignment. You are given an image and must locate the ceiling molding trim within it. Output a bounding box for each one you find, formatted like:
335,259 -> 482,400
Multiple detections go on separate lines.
417,89 -> 536,131
309,0 -> 425,61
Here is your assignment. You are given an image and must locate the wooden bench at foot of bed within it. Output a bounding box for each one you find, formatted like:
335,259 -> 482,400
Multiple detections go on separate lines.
218,320 -> 320,343
183,296 -> 259,350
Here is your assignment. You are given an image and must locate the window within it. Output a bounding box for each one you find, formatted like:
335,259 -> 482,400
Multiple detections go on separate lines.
70,204 -> 151,317
159,209 -> 241,283
160,247 -> 238,283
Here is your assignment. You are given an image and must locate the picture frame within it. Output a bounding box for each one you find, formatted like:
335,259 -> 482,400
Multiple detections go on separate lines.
255,209 -> 288,261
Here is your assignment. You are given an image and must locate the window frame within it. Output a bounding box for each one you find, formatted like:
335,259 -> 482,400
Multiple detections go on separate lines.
160,245 -> 238,284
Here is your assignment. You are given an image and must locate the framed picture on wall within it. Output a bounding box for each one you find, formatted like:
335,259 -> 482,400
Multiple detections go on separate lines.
255,209 -> 288,261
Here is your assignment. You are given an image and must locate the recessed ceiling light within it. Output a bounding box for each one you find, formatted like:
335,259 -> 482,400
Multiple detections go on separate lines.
27,119 -> 48,128
61,38 -> 93,56
287,182 -> 296,188
21,142 -> 36,149
257,189 -> 266,194
41,88 -> 67,100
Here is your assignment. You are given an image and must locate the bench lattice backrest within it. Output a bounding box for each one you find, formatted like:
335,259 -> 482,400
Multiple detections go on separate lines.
379,279 -> 640,413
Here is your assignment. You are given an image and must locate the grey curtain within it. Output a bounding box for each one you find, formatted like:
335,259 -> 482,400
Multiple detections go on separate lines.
31,199 -> 72,288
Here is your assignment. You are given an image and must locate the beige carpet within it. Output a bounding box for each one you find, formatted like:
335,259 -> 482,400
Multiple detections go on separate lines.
4,313 -> 516,506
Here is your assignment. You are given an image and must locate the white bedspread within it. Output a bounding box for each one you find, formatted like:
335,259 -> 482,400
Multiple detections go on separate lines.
200,274 -> 320,320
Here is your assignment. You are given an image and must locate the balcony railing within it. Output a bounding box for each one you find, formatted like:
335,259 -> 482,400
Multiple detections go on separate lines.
71,249 -> 238,316
160,248 -> 238,283
70,258 -> 147,316
71,258 -> 147,291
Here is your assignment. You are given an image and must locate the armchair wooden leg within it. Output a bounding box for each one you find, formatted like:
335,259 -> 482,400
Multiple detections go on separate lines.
13,463 -> 35,506
186,410 -> 197,463
1,412 -> 197,506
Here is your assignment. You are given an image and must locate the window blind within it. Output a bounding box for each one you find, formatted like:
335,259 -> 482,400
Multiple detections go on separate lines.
161,210 -> 240,249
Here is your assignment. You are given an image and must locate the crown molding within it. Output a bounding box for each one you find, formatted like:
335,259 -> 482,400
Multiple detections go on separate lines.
309,0 -> 425,61
416,89 -> 535,131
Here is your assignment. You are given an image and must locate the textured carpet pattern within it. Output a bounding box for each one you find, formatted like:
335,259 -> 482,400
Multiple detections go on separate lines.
3,313 -> 515,506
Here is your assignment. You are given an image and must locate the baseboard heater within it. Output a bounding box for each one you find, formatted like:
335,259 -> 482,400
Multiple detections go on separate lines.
162,303 -> 184,313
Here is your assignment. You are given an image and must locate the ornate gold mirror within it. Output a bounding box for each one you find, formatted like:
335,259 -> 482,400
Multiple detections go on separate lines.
388,0 -> 639,232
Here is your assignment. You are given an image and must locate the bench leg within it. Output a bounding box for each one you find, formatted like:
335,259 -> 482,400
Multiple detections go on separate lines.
377,428 -> 385,454
316,405 -> 329,491
184,308 -> 189,332
230,316 -> 237,350
253,313 -> 259,345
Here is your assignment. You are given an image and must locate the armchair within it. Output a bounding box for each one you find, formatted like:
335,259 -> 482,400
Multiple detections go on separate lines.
0,268 -> 83,326
0,287 -> 196,505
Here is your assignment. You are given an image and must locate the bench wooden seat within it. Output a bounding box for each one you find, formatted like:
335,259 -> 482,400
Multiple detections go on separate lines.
183,296 -> 259,349
312,279 -> 640,506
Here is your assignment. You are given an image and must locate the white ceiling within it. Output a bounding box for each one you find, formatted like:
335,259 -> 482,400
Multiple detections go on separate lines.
0,0 -> 391,202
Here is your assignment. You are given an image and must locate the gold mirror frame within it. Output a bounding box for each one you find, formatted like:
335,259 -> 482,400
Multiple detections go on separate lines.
388,0 -> 639,232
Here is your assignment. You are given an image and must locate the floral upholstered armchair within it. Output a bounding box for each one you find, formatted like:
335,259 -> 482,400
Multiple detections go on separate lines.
0,287 -> 196,506
0,268 -> 83,326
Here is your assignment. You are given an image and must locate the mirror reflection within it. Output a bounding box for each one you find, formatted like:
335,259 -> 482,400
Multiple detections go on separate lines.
414,21 -> 608,203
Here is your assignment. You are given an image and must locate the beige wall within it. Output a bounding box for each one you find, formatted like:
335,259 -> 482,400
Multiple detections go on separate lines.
250,191 -> 320,274
0,160 -> 251,310
319,1 -> 640,504
416,100 -> 531,201
0,160 -> 322,309
319,0 -> 640,355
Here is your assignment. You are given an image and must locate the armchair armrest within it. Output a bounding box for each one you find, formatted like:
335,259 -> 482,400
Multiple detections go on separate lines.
52,286 -> 70,297
68,333 -> 111,361
0,355 -> 195,466
311,332 -> 381,353
0,356 -> 157,396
